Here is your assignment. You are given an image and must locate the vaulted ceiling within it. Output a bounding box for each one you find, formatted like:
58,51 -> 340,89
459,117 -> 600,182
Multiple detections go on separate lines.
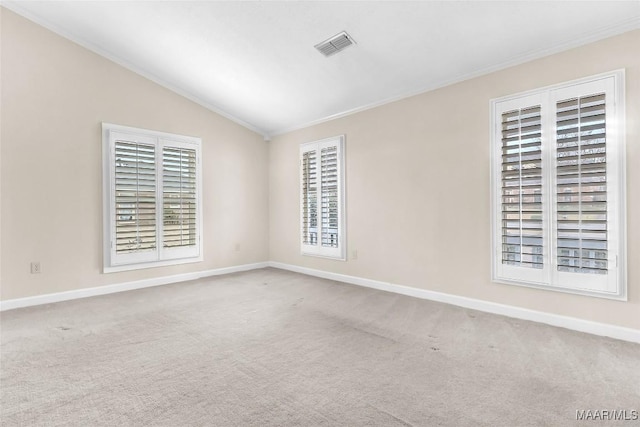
4,1 -> 640,138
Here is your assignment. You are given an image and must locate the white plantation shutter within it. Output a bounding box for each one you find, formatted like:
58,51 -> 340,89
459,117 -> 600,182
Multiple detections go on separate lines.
321,145 -> 339,248
300,136 -> 345,259
103,124 -> 202,272
301,150 -> 318,245
111,134 -> 159,265
162,145 -> 198,259
494,93 -> 549,285
550,76 -> 623,295
492,71 -> 625,299
500,106 -> 544,270
115,141 -> 157,254
555,94 -> 608,275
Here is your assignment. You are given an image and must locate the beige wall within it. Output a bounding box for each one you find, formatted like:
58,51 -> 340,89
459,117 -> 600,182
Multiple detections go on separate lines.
269,30 -> 640,330
0,9 -> 269,300
2,7 -> 638,331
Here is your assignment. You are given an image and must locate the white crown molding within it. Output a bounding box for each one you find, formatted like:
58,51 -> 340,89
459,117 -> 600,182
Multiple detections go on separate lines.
269,262 -> 640,344
4,1 -> 637,140
270,18 -> 640,137
0,262 -> 269,311
0,1 -> 269,139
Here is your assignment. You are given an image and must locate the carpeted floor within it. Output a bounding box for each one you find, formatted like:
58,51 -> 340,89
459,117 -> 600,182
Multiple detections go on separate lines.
1,268 -> 639,426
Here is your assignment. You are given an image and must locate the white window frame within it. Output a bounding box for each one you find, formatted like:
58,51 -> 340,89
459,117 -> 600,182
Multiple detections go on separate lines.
300,135 -> 346,260
490,70 -> 626,300
102,123 -> 203,273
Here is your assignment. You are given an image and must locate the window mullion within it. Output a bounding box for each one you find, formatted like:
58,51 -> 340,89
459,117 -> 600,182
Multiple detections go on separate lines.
156,139 -> 164,261
179,149 -> 184,247
542,92 -> 555,280
517,113 -> 524,265
577,100 -> 583,271
135,145 -> 141,252
316,147 -> 323,247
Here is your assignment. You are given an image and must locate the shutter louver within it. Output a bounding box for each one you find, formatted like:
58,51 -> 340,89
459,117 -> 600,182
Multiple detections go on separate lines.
556,93 -> 608,275
163,147 -> 197,248
302,151 -> 318,245
501,106 -> 544,269
321,146 -> 339,248
114,141 -> 156,253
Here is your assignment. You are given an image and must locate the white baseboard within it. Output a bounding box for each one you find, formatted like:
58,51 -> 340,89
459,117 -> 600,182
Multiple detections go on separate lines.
268,262 -> 640,344
0,262 -> 269,312
2,260 -> 638,344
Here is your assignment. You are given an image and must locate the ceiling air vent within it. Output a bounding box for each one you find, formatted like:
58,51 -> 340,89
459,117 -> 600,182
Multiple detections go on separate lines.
315,31 -> 356,57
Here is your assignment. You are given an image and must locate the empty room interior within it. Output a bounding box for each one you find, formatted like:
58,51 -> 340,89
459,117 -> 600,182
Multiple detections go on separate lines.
1,1 -> 639,426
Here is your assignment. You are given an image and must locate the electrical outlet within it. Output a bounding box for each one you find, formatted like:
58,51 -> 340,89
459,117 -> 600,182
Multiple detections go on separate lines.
234,243 -> 241,252
351,250 -> 358,260
30,262 -> 41,274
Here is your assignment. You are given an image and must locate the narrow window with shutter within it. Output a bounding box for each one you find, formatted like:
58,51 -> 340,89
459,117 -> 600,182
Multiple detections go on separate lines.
103,124 -> 202,272
492,71 -> 625,299
300,136 -> 345,259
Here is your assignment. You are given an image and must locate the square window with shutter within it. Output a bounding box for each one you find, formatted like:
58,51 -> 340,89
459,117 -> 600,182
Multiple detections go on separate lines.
491,71 -> 626,299
300,136 -> 346,260
103,124 -> 202,272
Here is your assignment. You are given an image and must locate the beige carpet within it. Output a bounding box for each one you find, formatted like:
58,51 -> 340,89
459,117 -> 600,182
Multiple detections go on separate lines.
1,268 -> 639,426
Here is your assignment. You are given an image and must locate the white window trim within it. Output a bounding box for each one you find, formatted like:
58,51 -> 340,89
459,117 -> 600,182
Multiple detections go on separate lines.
102,123 -> 203,273
300,135 -> 347,260
490,70 -> 626,300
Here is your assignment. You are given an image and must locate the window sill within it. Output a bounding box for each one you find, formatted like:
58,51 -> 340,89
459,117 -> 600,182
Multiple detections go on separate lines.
301,251 -> 346,261
103,255 -> 203,274
491,276 -> 627,301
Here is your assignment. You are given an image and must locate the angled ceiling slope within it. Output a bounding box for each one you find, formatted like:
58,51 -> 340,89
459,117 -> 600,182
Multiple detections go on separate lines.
3,1 -> 640,138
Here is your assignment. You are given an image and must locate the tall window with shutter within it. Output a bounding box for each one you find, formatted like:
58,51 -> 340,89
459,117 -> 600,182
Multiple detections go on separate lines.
491,71 -> 626,299
103,124 -> 202,272
300,136 -> 346,259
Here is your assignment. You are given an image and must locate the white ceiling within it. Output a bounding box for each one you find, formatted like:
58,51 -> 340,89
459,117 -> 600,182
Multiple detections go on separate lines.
4,1 -> 640,138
